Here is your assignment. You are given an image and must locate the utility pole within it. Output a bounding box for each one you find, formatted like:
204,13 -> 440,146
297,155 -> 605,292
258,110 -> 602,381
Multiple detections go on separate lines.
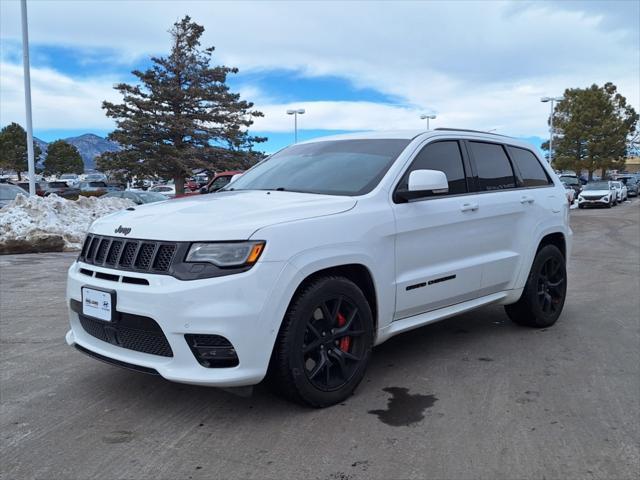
21,0 -> 36,195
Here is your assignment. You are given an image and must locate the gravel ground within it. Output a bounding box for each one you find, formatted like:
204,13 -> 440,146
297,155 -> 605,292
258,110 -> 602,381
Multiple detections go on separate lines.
1,199 -> 638,480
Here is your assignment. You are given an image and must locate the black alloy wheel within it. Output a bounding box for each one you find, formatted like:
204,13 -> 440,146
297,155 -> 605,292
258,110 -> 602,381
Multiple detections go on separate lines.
505,244 -> 567,328
270,276 -> 373,407
302,296 -> 367,391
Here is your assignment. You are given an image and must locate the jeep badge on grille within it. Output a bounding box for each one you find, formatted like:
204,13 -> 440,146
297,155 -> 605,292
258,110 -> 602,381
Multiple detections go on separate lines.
114,225 -> 132,236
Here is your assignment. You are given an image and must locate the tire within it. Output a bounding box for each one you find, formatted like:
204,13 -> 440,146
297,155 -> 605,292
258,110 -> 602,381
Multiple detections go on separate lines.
505,245 -> 567,328
578,204 -> 584,209
607,201 -> 612,208
270,276 -> 374,407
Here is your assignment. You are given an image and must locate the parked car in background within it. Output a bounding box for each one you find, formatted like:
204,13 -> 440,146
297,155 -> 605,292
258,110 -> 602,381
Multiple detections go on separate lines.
79,181 -> 108,196
43,181 -> 81,199
103,190 -> 168,205
200,170 -> 243,194
17,182 -> 46,196
563,184 -> 575,204
614,175 -> 639,197
578,181 -> 615,208
185,179 -> 198,191
0,183 -> 26,207
559,175 -> 582,197
611,181 -> 627,203
59,173 -> 80,187
148,184 -> 176,198
84,173 -> 107,183
106,182 -> 127,193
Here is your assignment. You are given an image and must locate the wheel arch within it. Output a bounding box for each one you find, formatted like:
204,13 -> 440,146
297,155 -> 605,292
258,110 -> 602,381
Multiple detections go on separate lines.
537,231 -> 566,259
285,263 -> 379,335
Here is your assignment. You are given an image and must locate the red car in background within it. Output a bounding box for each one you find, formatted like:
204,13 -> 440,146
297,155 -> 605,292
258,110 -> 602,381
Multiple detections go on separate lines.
174,171 -> 242,198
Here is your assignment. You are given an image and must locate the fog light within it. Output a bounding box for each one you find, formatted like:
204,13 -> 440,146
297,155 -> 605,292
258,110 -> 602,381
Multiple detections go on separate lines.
185,334 -> 239,368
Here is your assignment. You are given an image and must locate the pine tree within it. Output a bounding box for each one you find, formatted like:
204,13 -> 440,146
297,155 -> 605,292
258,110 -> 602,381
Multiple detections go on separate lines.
545,83 -> 638,179
0,123 -> 42,181
44,140 -> 85,176
99,16 -> 265,193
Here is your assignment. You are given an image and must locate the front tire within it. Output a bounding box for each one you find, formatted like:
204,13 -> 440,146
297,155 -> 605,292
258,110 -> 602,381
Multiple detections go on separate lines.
505,245 -> 567,328
270,276 -> 374,407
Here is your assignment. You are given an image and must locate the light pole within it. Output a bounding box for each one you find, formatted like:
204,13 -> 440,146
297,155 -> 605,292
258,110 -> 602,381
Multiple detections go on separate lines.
20,0 -> 36,195
540,96 -> 564,164
286,108 -> 305,143
420,114 -> 436,130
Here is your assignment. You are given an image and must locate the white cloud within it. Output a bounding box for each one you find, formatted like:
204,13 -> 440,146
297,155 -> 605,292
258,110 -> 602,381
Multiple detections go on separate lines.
0,62 -> 119,129
0,0 -> 637,137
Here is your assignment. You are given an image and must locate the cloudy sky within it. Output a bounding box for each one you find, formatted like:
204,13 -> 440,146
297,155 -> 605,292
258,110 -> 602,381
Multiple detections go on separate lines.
1,0 -> 638,152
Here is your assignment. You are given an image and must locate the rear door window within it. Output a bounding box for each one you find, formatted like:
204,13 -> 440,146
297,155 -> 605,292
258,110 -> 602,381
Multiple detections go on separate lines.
468,142 -> 516,191
508,146 -> 552,187
396,140 -> 468,198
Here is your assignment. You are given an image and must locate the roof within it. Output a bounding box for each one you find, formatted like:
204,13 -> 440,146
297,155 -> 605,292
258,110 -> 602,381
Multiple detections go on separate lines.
296,128 -> 529,146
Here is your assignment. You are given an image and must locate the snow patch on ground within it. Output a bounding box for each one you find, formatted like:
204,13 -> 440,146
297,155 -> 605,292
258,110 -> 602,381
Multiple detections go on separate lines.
0,194 -> 134,251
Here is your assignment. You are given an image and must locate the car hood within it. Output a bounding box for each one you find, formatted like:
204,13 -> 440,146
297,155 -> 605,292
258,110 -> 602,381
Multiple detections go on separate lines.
581,189 -> 610,196
90,190 -> 357,241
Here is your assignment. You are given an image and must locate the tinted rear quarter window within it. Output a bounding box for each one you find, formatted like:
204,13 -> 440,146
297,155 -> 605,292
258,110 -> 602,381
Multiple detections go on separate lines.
508,147 -> 551,187
468,142 -> 516,191
397,140 -> 467,196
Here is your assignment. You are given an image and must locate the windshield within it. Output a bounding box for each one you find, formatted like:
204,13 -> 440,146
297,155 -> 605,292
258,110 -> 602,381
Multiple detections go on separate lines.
584,182 -> 610,190
60,174 -> 76,179
560,177 -> 579,185
225,139 -> 411,196
0,184 -> 24,200
49,182 -> 68,188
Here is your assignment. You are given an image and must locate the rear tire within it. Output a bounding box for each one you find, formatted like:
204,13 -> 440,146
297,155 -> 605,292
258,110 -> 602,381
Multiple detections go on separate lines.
505,245 -> 567,328
270,276 -> 373,407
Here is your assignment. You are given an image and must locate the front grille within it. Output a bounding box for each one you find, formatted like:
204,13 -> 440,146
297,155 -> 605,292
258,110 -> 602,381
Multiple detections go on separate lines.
71,299 -> 173,357
79,234 -> 177,274
582,195 -> 603,200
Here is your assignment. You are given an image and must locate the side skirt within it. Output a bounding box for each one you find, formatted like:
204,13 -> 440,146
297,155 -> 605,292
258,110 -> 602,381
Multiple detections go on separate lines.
375,291 -> 509,345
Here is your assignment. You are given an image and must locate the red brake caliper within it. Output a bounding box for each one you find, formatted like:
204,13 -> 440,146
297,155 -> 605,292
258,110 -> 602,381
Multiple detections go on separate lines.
336,312 -> 351,352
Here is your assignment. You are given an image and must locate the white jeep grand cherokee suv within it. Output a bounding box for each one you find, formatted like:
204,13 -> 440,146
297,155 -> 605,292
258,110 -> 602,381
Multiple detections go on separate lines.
66,129 -> 571,407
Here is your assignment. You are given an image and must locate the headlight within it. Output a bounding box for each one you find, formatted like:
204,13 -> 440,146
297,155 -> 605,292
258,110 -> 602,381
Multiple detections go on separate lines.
186,241 -> 265,268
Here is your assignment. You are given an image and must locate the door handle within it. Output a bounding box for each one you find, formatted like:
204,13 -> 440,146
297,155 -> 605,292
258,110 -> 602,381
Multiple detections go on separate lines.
520,195 -> 535,204
460,202 -> 479,212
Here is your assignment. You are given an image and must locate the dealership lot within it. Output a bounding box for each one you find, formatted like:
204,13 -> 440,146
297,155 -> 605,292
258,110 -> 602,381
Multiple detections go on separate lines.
1,201 -> 638,480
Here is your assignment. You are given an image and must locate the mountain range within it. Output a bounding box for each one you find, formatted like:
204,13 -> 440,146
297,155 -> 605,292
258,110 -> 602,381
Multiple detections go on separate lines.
34,134 -> 120,171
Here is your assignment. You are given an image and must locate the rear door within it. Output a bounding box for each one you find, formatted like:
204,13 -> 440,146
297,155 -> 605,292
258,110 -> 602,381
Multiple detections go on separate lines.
464,141 -> 533,293
392,139 -> 484,319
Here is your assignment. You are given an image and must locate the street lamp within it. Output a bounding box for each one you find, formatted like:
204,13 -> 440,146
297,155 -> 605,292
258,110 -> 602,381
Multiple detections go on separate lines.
286,108 -> 305,143
420,114 -> 436,130
540,96 -> 564,164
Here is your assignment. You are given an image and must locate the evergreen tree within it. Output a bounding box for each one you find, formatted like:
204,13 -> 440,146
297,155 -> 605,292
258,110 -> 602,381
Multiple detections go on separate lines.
0,123 -> 42,181
99,16 -> 265,193
545,83 -> 638,179
44,140 -> 85,176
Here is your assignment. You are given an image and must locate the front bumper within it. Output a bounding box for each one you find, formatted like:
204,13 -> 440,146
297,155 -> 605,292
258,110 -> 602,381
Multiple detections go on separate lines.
578,196 -> 610,206
66,259 -> 288,387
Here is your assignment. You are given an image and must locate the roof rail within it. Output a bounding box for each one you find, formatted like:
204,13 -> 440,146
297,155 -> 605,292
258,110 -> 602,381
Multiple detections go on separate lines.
433,128 -> 510,137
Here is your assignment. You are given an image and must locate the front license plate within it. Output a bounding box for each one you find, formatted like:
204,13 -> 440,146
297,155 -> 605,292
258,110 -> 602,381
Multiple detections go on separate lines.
82,287 -> 115,322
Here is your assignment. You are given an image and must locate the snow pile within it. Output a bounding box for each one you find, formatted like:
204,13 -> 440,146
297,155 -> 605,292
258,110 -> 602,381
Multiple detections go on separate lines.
0,194 -> 134,252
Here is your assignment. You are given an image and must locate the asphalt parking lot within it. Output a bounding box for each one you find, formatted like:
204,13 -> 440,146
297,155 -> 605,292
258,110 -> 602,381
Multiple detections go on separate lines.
1,200 -> 639,480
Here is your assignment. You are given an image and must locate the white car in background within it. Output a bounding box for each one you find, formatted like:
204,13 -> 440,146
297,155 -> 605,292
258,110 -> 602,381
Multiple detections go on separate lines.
611,181 -> 627,203
148,184 -> 176,198
577,181 -> 615,208
59,173 -> 80,187
563,184 -> 575,205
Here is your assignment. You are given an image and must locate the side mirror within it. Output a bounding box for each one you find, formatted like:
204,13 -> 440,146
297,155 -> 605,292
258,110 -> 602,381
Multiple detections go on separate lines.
230,173 -> 243,182
396,169 -> 449,202
199,187 -> 208,194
